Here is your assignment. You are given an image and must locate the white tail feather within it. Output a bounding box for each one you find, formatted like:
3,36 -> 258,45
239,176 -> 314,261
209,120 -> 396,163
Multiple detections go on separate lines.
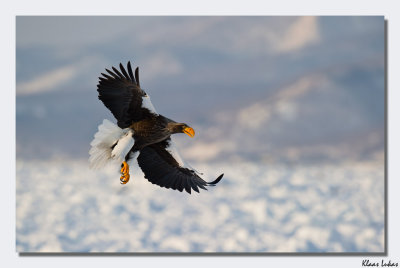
89,119 -> 135,169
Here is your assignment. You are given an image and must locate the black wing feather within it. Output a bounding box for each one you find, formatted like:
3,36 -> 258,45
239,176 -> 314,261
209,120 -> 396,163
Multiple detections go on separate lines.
100,73 -> 114,80
119,63 -> 130,80
105,68 -> 120,79
135,67 -> 140,88
137,138 -> 223,194
207,174 -> 224,186
111,66 -> 125,79
97,61 -> 152,128
127,62 -> 136,84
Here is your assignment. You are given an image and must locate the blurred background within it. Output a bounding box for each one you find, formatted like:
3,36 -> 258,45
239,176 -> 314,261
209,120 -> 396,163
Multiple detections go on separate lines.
16,16 -> 385,253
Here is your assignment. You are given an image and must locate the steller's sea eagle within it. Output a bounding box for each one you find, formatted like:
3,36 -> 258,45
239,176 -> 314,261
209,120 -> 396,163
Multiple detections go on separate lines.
89,61 -> 223,194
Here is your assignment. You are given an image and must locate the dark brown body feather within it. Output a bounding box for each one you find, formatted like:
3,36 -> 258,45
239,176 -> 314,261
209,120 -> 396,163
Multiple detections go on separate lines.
130,115 -> 174,150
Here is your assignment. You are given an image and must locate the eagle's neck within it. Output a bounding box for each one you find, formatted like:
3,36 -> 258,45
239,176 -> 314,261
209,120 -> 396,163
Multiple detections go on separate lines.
167,122 -> 185,134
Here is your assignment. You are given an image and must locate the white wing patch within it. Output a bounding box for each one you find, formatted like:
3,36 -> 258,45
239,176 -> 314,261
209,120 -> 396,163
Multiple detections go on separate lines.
142,94 -> 158,115
165,139 -> 202,175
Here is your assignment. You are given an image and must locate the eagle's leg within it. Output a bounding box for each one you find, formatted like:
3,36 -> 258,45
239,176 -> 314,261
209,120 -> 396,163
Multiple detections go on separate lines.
120,161 -> 130,184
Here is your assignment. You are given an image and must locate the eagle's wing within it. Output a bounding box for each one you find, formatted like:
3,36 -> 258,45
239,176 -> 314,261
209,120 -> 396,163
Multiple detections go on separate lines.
137,138 -> 223,194
97,61 -> 157,128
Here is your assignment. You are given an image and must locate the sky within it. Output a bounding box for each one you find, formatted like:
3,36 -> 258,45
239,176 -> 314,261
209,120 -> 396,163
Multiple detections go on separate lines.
15,16 -> 385,253
16,16 -> 385,163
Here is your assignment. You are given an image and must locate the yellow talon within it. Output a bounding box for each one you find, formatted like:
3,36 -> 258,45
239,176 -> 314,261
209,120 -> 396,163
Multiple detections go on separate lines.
120,161 -> 130,184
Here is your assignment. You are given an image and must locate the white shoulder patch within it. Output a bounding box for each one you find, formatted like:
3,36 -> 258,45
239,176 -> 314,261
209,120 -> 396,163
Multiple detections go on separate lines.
142,95 -> 158,115
165,139 -> 201,175
111,129 -> 135,162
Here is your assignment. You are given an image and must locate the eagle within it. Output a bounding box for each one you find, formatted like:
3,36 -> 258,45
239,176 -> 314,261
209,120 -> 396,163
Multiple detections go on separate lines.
89,61 -> 223,194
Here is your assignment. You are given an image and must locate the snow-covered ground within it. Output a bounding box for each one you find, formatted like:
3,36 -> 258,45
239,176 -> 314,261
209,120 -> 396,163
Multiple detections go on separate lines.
16,157 -> 384,253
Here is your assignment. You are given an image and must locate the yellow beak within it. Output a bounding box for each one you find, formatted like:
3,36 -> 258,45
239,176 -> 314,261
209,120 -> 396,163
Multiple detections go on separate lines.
183,127 -> 195,138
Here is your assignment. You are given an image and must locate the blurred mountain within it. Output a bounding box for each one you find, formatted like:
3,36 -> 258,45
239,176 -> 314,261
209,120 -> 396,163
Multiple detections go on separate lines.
182,61 -> 384,165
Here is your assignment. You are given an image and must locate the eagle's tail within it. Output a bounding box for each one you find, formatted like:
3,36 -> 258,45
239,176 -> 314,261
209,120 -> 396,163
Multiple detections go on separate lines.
89,119 -> 135,169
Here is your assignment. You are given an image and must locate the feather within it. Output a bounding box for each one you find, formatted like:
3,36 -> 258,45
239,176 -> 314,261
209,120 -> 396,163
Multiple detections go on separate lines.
101,72 -> 114,80
111,129 -> 135,162
127,61 -> 137,84
89,119 -> 132,169
184,181 -> 192,194
105,68 -> 119,79
97,62 -> 150,128
119,63 -> 130,80
137,138 -> 223,194
111,66 -> 124,79
208,174 -> 224,186
135,67 -> 140,88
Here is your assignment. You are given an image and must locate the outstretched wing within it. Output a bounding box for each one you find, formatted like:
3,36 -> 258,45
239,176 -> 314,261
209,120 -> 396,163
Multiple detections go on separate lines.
97,61 -> 158,128
137,138 -> 223,194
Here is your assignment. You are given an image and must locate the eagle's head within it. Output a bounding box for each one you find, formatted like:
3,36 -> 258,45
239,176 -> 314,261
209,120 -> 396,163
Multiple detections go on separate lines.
169,123 -> 195,138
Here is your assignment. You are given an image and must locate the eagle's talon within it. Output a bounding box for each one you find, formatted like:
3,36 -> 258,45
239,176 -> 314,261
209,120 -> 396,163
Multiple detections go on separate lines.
120,174 -> 130,184
119,161 -> 130,184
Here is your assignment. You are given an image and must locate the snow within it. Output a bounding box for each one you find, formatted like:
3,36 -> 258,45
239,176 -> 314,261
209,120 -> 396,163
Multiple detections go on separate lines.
16,158 -> 384,253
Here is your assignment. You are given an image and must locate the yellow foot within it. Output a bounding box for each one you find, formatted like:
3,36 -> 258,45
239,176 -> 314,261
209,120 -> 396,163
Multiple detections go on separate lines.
120,161 -> 130,184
